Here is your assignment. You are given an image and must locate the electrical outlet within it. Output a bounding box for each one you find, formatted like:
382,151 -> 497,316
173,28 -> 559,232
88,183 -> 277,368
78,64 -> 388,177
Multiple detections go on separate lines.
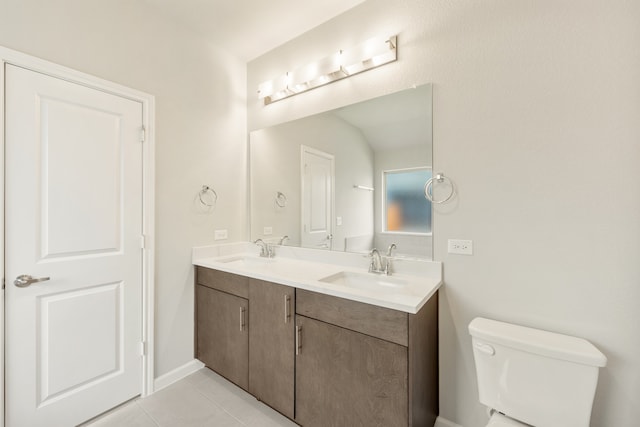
448,239 -> 473,255
214,229 -> 228,240
263,226 -> 273,236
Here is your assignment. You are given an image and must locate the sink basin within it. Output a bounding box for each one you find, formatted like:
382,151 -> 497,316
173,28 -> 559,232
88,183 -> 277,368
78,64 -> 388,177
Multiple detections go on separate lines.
319,271 -> 408,292
216,255 -> 275,267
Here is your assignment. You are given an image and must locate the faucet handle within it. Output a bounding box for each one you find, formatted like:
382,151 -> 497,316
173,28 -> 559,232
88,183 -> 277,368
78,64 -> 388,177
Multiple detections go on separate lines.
384,258 -> 392,275
386,243 -> 397,257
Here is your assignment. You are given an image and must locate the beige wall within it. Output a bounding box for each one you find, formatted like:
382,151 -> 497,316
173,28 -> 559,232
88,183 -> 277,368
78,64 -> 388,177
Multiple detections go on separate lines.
248,1 -> 640,426
0,0 -> 247,378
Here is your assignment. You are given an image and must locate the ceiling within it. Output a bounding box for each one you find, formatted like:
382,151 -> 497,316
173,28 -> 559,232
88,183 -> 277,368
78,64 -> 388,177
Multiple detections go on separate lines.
141,0 -> 366,61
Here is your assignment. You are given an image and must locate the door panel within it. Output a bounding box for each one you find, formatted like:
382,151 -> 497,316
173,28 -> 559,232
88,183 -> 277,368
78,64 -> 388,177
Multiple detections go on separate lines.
39,282 -> 122,405
295,316 -> 408,427
41,96 -> 122,258
249,279 -> 295,419
196,285 -> 249,391
5,64 -> 144,427
301,146 -> 334,250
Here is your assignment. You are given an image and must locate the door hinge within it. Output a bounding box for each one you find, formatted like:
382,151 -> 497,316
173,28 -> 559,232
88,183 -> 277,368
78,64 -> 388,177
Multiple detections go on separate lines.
140,234 -> 146,249
140,341 -> 147,356
140,126 -> 146,143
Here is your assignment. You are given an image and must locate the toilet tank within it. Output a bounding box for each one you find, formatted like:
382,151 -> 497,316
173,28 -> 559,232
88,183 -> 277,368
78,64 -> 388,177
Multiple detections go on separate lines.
469,318 -> 607,427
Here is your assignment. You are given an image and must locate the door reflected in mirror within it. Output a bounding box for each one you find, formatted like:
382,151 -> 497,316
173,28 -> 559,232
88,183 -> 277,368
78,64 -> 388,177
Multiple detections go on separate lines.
250,84 -> 433,259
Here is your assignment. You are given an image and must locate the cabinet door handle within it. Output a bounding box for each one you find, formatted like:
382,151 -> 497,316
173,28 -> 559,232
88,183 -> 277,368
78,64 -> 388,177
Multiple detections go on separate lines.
295,325 -> 302,355
239,306 -> 246,332
284,294 -> 291,324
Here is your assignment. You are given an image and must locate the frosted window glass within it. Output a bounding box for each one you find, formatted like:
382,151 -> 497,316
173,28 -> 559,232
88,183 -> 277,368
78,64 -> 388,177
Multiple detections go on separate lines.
384,169 -> 432,233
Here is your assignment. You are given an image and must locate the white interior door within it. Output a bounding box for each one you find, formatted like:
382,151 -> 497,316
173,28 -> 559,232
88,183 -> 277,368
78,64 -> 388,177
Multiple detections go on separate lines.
5,64 -> 144,427
301,146 -> 334,250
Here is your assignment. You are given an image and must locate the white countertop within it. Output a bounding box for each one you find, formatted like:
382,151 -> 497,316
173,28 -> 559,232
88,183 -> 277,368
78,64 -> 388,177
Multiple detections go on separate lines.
192,243 -> 442,314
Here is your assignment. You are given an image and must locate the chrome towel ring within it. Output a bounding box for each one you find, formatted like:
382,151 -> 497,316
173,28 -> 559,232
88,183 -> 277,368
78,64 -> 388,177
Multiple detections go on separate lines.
275,191 -> 288,208
424,172 -> 455,204
199,185 -> 218,208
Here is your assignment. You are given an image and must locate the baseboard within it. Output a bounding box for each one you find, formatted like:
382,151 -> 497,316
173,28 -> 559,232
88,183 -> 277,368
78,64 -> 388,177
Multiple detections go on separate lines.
435,416 -> 463,427
153,359 -> 205,392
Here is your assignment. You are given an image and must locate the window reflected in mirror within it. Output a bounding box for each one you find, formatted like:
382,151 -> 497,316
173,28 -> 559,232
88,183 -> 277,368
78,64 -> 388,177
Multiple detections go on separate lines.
383,168 -> 432,234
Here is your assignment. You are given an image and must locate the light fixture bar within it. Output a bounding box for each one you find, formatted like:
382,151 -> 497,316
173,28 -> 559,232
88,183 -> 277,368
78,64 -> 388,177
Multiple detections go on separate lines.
257,35 -> 397,106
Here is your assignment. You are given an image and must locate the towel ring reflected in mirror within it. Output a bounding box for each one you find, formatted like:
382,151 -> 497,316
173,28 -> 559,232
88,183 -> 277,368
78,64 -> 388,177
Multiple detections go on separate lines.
275,191 -> 288,208
424,172 -> 455,204
199,185 -> 218,208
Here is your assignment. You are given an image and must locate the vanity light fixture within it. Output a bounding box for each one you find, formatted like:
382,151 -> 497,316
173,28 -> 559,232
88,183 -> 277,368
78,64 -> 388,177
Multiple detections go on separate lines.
258,35 -> 397,105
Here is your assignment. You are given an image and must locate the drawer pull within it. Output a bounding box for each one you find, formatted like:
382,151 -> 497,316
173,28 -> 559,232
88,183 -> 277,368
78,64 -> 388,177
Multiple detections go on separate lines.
240,307 -> 246,332
284,294 -> 291,323
296,325 -> 302,355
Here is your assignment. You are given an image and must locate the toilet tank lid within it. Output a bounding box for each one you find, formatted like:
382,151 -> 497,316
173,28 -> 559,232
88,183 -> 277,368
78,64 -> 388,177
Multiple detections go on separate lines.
469,317 -> 607,367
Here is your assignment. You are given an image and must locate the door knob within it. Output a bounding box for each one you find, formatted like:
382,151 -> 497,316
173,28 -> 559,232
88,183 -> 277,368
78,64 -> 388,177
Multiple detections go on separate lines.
14,274 -> 50,288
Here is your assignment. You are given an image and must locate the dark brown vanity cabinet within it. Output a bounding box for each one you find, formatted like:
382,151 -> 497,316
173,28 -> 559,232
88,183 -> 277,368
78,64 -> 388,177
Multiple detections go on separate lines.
295,315 -> 408,426
195,268 -> 249,390
248,279 -> 295,419
295,289 -> 439,427
195,268 -> 296,418
195,266 -> 439,427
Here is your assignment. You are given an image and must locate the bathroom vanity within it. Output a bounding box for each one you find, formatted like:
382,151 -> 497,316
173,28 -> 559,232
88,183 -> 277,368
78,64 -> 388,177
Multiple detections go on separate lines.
193,244 -> 442,427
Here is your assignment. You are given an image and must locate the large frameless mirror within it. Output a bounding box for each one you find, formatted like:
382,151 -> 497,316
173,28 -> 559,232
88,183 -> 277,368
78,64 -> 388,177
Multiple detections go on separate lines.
250,84 -> 433,259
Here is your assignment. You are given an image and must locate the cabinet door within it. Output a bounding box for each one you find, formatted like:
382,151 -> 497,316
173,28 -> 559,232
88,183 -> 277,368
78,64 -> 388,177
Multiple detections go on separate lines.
249,279 -> 295,419
295,316 -> 408,427
196,284 -> 249,390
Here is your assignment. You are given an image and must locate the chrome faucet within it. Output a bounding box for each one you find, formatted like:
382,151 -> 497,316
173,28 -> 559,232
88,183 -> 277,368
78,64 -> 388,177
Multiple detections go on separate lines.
368,248 -> 385,274
279,235 -> 290,245
254,239 -> 272,258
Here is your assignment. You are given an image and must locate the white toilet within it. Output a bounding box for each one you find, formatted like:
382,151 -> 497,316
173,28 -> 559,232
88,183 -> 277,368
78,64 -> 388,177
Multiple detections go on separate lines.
469,317 -> 607,427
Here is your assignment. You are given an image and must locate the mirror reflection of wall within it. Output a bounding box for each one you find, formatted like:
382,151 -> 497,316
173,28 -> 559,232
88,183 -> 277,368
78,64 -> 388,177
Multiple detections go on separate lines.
250,84 -> 432,259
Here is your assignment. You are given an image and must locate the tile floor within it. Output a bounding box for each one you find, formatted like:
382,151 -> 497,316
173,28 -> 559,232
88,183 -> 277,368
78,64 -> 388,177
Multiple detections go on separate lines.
84,368 -> 298,427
